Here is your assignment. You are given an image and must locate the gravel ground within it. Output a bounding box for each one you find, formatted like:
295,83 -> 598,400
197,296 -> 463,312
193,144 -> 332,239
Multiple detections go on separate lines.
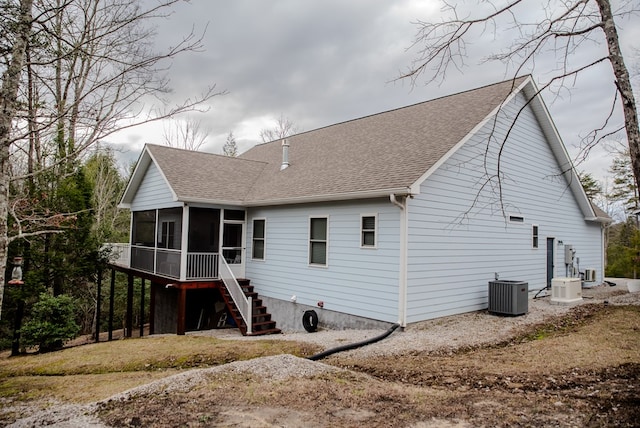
190,282 -> 640,358
7,281 -> 639,427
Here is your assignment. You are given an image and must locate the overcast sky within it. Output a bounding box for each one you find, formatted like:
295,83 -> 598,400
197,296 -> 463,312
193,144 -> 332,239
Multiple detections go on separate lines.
108,0 -> 640,185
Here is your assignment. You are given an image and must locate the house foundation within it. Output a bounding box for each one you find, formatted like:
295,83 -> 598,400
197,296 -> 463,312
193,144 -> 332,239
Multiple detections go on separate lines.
260,295 -> 394,332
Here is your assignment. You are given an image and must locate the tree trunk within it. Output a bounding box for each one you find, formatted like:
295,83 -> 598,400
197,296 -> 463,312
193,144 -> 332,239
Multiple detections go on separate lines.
0,0 -> 34,319
595,0 -> 640,195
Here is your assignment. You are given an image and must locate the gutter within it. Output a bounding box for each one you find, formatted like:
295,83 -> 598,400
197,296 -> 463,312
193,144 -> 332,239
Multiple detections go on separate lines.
390,194 -> 408,328
178,187 -> 412,208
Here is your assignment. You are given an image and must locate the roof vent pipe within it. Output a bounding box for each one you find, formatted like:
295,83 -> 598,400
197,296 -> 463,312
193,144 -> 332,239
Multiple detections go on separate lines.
280,139 -> 290,170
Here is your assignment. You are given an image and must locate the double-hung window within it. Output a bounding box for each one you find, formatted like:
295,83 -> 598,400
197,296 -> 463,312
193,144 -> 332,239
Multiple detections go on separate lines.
252,219 -> 266,260
309,217 -> 328,266
361,215 -> 377,248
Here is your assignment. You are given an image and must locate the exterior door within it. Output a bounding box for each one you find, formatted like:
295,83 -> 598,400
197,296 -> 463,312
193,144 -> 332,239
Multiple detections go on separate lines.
546,238 -> 555,289
222,209 -> 246,278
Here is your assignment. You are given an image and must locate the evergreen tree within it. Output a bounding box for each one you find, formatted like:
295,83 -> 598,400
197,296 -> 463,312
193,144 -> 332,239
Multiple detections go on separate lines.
608,149 -> 639,217
578,171 -> 602,201
223,131 -> 238,157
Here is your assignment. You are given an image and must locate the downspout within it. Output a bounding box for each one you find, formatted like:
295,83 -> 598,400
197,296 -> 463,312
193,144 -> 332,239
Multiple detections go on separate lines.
390,194 -> 408,328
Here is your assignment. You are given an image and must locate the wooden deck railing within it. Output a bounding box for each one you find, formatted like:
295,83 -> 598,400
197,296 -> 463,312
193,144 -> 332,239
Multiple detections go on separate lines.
187,252 -> 219,280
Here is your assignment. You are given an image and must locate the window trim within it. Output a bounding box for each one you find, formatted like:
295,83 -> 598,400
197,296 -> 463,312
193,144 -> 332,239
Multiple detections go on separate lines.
251,218 -> 266,261
532,224 -> 539,249
308,216 -> 329,267
360,214 -> 378,249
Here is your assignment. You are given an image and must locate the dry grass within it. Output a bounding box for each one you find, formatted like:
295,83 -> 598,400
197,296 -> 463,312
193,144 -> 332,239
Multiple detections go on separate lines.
98,304 -> 640,428
333,304 -> 640,384
0,335 -> 320,404
3,304 -> 640,427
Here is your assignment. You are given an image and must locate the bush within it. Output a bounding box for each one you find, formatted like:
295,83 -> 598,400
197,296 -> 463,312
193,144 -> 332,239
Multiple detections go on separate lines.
20,293 -> 81,353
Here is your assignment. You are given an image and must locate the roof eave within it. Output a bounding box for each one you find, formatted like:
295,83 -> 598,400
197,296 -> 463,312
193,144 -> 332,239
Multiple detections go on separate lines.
244,187 -> 413,207
585,216 -> 614,224
410,76 -> 532,193
119,144 -> 179,206
180,196 -> 249,207
521,81 -> 599,220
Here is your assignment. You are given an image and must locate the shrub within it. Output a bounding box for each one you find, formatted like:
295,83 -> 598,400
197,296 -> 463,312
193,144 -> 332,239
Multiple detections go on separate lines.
20,293 -> 81,353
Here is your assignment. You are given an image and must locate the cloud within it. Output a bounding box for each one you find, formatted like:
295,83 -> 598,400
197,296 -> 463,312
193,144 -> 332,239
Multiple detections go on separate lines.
109,0 -> 638,187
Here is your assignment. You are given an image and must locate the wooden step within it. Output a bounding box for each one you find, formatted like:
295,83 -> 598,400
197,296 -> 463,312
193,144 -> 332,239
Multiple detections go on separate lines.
218,279 -> 280,337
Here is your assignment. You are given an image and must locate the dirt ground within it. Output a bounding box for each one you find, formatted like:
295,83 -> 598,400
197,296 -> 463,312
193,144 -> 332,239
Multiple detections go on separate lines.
97,303 -> 640,428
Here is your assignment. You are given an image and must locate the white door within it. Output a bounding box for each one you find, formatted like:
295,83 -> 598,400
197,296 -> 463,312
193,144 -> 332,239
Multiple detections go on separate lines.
222,210 -> 245,278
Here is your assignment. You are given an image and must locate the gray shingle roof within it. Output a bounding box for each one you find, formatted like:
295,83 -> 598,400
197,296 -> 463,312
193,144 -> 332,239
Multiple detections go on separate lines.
239,77 -> 527,203
146,145 -> 267,204
132,77 -> 530,206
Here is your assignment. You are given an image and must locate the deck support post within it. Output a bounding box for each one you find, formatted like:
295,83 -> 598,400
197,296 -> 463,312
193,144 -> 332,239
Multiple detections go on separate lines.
150,282 -> 156,335
139,278 -> 145,337
177,286 -> 187,335
95,267 -> 102,343
108,269 -> 115,341
126,273 -> 134,337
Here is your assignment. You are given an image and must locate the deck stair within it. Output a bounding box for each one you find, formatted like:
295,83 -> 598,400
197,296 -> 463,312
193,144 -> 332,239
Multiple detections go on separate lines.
219,279 -> 281,336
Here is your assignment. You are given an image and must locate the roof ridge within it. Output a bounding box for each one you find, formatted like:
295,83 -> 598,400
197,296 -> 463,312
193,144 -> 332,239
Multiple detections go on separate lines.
146,143 -> 268,166
250,75 -> 530,148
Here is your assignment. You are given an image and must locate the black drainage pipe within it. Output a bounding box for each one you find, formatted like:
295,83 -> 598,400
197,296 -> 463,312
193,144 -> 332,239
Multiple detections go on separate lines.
307,323 -> 401,361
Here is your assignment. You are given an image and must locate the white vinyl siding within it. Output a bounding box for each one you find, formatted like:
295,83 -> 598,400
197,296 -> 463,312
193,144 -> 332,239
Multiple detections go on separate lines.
406,92 -> 603,323
246,200 -> 400,323
130,162 -> 180,211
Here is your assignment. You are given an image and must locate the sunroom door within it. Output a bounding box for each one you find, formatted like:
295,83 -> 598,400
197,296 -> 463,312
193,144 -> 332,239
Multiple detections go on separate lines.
222,209 -> 246,278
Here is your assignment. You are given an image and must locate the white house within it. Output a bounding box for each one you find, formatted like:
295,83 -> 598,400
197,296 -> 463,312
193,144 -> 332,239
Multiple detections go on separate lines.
115,76 -> 610,334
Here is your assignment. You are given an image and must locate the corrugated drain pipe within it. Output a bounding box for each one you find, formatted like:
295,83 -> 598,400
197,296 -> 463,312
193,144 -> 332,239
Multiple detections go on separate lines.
307,323 -> 401,361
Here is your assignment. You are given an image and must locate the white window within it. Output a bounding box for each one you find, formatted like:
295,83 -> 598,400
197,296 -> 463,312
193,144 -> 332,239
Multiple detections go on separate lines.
361,214 -> 377,248
309,217 -> 328,266
532,225 -> 539,249
252,219 -> 265,260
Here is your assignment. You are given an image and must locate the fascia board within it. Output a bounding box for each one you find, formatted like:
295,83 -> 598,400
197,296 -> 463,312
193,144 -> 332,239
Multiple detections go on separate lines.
521,82 -> 597,220
180,187 -> 412,208
409,77 -> 531,195
145,148 -> 180,202
585,216 -> 613,224
245,187 -> 412,207
118,144 -> 180,209
119,147 -> 152,206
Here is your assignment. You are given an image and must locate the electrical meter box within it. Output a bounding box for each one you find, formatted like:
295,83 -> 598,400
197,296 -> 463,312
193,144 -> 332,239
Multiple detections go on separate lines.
564,245 -> 575,264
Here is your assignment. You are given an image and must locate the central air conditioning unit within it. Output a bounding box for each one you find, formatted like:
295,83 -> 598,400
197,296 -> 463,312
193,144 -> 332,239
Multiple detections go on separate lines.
551,277 -> 582,305
584,269 -> 596,282
488,280 -> 528,316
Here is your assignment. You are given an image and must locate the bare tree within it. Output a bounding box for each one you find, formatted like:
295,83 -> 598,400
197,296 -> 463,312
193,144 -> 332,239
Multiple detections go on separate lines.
0,0 -> 222,318
85,148 -> 129,243
223,131 -> 238,157
162,117 -> 210,151
259,113 -> 300,143
402,0 -> 639,193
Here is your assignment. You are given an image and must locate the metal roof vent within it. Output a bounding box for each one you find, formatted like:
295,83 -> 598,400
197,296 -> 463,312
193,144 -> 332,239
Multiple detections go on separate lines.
280,139 -> 290,170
